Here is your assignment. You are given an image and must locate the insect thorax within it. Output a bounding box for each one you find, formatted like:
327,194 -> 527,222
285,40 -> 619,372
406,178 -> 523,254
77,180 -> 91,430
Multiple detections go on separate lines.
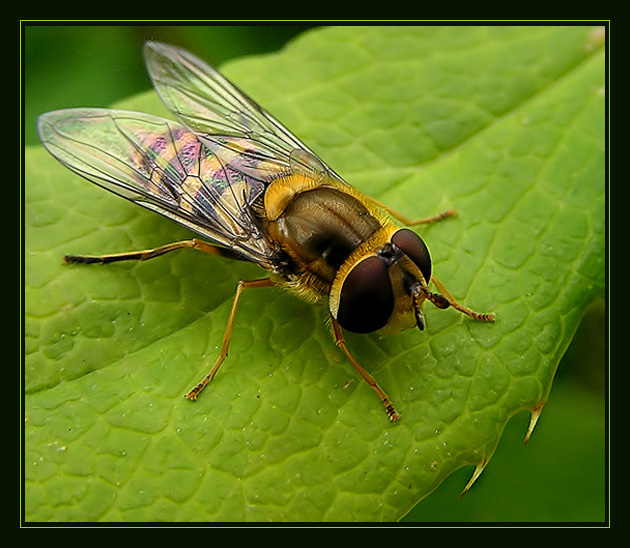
264,174 -> 384,300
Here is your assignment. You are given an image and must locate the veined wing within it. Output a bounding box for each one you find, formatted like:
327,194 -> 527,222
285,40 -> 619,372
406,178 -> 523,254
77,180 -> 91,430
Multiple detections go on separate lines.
143,41 -> 344,184
37,108 -> 276,266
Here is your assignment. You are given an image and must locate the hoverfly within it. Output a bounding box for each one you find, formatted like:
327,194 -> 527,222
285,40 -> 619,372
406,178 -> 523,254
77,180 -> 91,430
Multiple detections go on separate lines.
38,42 -> 494,422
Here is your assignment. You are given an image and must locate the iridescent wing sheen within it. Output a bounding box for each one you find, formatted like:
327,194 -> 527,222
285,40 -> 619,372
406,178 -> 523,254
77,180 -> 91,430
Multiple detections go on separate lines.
143,41 -> 345,185
37,108 -> 276,266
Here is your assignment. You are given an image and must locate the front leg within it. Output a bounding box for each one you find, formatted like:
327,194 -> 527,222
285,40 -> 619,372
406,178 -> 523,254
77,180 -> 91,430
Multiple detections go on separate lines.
331,317 -> 400,422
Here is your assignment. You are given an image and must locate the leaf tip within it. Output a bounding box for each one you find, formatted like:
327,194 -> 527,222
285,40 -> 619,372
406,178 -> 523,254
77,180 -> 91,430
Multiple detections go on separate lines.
461,458 -> 489,497
524,401 -> 545,446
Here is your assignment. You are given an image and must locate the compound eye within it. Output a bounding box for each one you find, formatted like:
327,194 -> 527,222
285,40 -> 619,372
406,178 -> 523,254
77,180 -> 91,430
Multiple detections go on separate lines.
391,228 -> 432,284
337,256 -> 394,333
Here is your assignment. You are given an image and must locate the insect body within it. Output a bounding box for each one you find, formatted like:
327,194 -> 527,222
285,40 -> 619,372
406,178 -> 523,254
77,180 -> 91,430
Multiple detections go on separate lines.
38,42 -> 494,422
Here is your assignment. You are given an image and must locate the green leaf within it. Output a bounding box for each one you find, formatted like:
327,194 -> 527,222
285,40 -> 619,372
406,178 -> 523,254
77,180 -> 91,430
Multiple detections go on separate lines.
24,26 -> 605,522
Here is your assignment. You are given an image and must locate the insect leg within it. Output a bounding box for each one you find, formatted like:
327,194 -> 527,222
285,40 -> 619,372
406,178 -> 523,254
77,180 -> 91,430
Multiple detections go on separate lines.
63,238 -> 231,264
331,318 -> 400,422
369,197 -> 456,226
429,275 -> 495,323
185,278 -> 276,401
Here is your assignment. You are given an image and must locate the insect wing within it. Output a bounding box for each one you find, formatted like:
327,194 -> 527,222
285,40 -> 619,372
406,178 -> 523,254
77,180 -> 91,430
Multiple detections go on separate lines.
37,108 -> 275,265
143,41 -> 345,185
